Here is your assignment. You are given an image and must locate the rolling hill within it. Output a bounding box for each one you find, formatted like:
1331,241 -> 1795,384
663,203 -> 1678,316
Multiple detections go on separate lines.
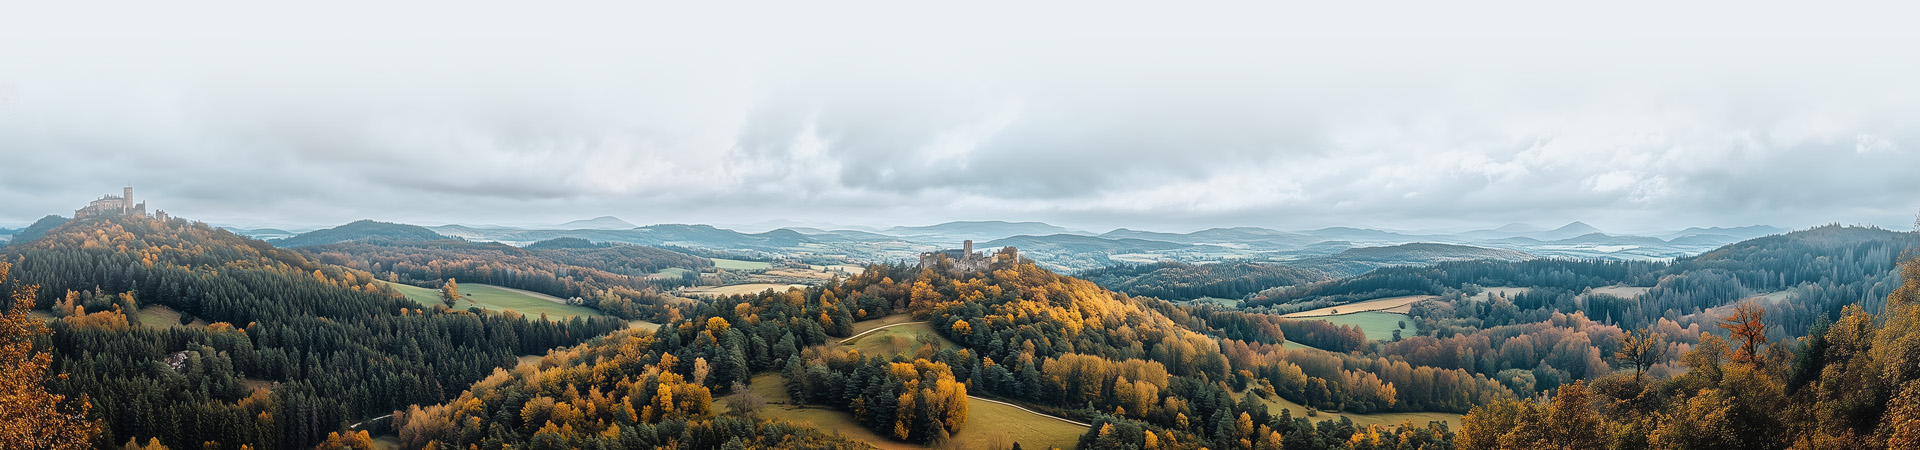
271,219 -> 450,247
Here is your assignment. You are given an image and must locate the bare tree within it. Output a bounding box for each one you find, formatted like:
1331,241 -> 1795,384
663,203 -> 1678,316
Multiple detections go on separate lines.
984,431 -> 1014,450
723,381 -> 765,417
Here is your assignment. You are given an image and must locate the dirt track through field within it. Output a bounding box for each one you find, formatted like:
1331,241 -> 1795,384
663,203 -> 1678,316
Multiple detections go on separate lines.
839,321 -> 928,343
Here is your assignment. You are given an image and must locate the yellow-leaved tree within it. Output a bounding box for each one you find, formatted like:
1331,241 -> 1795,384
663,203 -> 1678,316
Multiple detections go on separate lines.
0,261 -> 103,449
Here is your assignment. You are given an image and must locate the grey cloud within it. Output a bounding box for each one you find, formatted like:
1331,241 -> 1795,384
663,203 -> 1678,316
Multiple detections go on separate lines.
4,3 -> 1920,231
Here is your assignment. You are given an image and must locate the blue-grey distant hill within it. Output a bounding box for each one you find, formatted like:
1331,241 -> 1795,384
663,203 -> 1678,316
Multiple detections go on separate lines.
554,216 -> 638,230
885,221 -> 1089,241
4,215 -> 69,248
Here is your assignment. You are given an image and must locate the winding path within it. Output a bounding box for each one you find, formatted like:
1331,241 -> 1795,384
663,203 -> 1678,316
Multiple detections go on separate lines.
838,321 -> 928,344
349,413 -> 393,429
968,396 -> 1092,427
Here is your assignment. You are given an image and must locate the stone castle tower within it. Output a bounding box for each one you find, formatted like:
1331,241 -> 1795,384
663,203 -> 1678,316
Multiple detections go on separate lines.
918,239 -> 1019,273
74,186 -> 148,218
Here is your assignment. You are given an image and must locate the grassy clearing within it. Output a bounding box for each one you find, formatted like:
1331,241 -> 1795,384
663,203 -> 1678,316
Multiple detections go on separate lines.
378,280 -> 605,320
648,267 -> 696,280
1470,287 -> 1533,302
680,283 -> 806,297
132,305 -> 208,329
1299,311 -> 1416,342
1191,297 -> 1243,308
717,373 -> 1085,450
851,314 -> 918,335
840,322 -> 959,360
712,258 -> 773,271
1283,295 -> 1436,318
1251,391 -> 1461,429
1282,341 -> 1326,352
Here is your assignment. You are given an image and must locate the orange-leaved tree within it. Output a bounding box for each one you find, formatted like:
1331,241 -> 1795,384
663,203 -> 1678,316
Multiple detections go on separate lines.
0,261 -> 102,450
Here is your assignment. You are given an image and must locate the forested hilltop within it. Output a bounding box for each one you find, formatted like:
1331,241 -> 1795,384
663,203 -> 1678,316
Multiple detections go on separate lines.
1,214 -> 627,448
393,253 -> 1484,450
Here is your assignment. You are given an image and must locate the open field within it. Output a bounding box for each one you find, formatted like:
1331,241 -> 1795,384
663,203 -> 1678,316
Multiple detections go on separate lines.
810,264 -> 866,275
712,258 -> 774,271
840,322 -> 959,360
378,280 -> 605,320
1251,391 -> 1461,429
680,283 -> 806,297
766,268 -> 838,279
1190,297 -> 1243,308
1587,285 -> 1651,299
717,373 -> 1086,450
1298,311 -> 1416,342
647,267 -> 696,280
1283,295 -> 1437,318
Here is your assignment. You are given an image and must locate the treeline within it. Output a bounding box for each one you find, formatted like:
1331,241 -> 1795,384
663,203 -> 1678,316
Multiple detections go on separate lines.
1248,259 -> 1666,307
302,238 -> 710,319
783,353 -> 968,444
3,215 -> 624,449
1079,261 -> 1327,301
1458,255 -> 1920,449
1260,226 -> 1915,346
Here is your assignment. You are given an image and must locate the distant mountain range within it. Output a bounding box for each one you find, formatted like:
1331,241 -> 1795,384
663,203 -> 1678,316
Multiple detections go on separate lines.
555,216 -> 638,230
250,217 -> 1796,272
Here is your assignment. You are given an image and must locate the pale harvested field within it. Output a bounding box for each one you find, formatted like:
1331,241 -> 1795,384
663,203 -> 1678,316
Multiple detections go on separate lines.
811,264 -> 866,275
1283,295 -> 1437,318
680,283 -> 806,297
1588,286 -> 1651,298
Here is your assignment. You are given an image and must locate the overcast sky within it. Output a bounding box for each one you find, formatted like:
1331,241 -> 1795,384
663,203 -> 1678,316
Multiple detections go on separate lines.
3,1 -> 1919,233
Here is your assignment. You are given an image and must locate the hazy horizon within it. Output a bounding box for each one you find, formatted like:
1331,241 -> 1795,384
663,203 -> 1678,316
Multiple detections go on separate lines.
6,2 -> 1920,233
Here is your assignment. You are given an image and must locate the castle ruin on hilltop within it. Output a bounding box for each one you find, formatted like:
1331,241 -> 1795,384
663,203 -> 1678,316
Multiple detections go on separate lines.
75,186 -> 166,221
919,240 -> 1019,272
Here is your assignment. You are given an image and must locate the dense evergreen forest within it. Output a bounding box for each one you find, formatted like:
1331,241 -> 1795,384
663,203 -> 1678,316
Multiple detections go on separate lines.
298,238 -> 710,320
1080,261 -> 1329,301
1,215 -> 626,449
1458,256 -> 1920,450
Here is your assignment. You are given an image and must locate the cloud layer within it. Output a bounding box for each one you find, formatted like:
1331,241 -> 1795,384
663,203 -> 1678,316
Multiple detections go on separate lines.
4,2 -> 1919,232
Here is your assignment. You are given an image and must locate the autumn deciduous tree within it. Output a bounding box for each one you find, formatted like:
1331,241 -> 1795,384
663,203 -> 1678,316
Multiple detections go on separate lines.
440,278 -> 460,308
1719,302 -> 1769,368
1615,329 -> 1664,381
0,261 -> 102,450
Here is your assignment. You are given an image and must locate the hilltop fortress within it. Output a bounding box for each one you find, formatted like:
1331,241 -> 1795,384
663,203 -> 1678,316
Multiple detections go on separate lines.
919,240 -> 1019,272
75,186 -> 166,221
